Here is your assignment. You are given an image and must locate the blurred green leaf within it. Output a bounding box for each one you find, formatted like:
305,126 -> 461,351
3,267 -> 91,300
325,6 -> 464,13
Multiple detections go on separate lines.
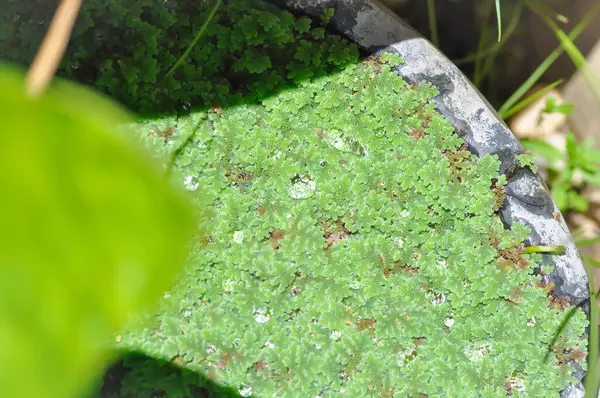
566,132 -> 578,164
498,1 -> 600,116
426,0 -> 439,48
576,237 -> 600,248
543,96 -> 574,115
582,170 -> 600,187
520,138 -> 563,163
501,79 -> 563,119
551,184 -> 568,210
533,3 -> 600,111
0,64 -> 196,398
567,190 -> 589,213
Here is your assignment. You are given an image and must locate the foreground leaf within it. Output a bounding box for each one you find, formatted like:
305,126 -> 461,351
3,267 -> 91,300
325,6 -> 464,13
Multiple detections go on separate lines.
0,64 -> 196,398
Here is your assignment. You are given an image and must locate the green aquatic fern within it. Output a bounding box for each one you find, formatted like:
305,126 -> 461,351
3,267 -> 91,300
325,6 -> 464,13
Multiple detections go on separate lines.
6,0 -> 583,395
320,8 -> 335,25
116,46 -> 587,397
517,152 -> 539,173
1,0 -> 359,115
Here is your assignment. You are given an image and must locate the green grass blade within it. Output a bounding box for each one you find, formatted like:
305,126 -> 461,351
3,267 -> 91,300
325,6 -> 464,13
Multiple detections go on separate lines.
500,79 -> 563,119
544,303 -> 586,362
167,0 -> 222,76
524,245 -> 566,254
167,121 -> 202,177
583,257 -> 599,398
577,238 -> 600,249
533,7 -> 600,110
495,0 -> 502,41
454,0 -> 523,66
426,0 -> 439,48
498,1 -> 600,116
583,255 -> 600,268
472,1 -> 494,84
586,356 -> 600,398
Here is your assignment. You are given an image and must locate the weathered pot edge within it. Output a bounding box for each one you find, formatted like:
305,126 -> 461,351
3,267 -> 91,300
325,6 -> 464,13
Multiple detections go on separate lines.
269,0 -> 590,396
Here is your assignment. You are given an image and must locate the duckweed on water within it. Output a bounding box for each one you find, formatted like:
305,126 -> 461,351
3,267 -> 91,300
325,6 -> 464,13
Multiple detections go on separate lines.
118,41 -> 585,398
4,0 -> 586,396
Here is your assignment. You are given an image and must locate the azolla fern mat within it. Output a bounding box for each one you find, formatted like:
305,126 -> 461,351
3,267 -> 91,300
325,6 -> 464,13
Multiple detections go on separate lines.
112,4 -> 586,398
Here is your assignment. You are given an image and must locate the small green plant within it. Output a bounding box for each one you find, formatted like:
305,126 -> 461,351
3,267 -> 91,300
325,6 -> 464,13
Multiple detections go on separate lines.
543,96 -> 574,115
516,152 -> 538,173
522,132 -> 600,213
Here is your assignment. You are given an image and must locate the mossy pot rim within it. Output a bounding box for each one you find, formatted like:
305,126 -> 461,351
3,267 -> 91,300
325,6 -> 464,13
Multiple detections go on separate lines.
267,0 -> 590,396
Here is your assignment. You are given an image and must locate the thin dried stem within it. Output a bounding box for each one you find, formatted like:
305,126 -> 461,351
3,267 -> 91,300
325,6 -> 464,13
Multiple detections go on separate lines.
25,0 -> 82,97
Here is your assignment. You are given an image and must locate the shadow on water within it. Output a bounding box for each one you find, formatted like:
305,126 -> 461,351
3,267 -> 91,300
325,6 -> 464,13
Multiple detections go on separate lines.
89,350 -> 240,398
2,0 -> 367,119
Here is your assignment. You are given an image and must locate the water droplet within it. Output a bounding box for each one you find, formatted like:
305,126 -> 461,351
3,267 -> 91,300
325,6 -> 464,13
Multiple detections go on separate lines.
182,102 -> 191,111
526,317 -> 536,327
233,231 -> 244,244
206,345 -> 217,354
330,330 -> 342,341
37,19 -> 45,25
114,335 -> 122,343
288,173 -> 316,199
396,347 -> 417,367
426,291 -> 446,306
400,209 -> 410,218
464,342 -> 492,362
223,279 -> 236,292
444,317 -> 454,328
184,175 -> 199,191
349,280 -> 362,289
163,292 -> 171,299
238,384 -> 252,397
253,308 -> 270,324
70,62 -> 80,69
394,236 -> 404,248
322,128 -> 368,156
506,373 -> 526,393
264,341 -> 275,349
14,14 -> 20,21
